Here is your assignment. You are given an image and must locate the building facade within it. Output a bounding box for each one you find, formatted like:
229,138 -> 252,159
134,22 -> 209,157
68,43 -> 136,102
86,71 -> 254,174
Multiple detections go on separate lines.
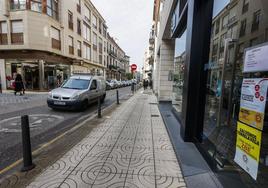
0,0 -> 128,90
149,0 -> 268,187
106,33 -> 129,81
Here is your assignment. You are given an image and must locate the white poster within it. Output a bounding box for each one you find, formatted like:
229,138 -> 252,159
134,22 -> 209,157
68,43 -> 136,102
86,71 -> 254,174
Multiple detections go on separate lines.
243,44 -> 268,73
239,78 -> 268,130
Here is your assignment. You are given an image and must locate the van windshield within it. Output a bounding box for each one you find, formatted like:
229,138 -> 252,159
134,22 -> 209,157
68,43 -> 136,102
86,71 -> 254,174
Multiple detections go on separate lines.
62,78 -> 90,90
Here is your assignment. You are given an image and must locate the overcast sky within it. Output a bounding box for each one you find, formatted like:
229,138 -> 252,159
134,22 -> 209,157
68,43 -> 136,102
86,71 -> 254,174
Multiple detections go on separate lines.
91,0 -> 154,71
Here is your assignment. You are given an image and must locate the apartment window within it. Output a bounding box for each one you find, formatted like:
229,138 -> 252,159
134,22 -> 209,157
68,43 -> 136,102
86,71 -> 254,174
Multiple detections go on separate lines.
93,32 -> 97,50
92,15 -> 97,29
68,36 -> 74,55
30,0 -> 42,12
104,41 -> 106,52
51,26 -> 61,50
47,0 -> 59,21
84,5 -> 91,23
103,25 -> 107,38
222,15 -> 228,30
10,0 -> 26,10
0,22 -> 8,45
251,10 -> 261,33
239,19 -> 247,37
11,20 -> 24,44
83,22 -> 91,42
250,37 -> 259,47
99,54 -> 102,64
77,19 -> 81,35
77,41 -> 82,57
215,20 -> 220,35
77,0 -> 81,13
212,39 -> 218,57
68,11 -> 73,30
242,0 -> 249,14
99,20 -> 102,34
99,37 -> 103,54
83,42 -> 91,60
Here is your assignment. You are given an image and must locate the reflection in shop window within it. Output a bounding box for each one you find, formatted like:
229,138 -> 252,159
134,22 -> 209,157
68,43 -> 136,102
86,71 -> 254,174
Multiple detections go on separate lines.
172,31 -> 186,116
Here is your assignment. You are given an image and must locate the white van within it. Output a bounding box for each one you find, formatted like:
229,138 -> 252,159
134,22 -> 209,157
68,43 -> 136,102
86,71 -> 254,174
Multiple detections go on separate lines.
47,75 -> 106,110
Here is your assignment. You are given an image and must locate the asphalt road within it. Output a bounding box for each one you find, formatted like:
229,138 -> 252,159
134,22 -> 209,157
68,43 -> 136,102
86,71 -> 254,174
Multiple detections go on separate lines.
0,87 -> 132,174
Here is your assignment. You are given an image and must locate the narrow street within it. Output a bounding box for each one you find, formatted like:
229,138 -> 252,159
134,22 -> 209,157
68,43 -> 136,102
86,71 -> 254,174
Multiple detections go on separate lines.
0,87 -> 132,174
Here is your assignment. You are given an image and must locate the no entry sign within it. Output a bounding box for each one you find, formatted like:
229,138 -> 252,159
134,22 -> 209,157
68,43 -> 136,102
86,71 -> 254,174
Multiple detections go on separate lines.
131,64 -> 137,71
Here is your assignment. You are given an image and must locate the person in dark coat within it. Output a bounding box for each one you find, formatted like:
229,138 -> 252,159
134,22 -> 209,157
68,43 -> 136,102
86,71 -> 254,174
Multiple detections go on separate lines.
14,74 -> 24,96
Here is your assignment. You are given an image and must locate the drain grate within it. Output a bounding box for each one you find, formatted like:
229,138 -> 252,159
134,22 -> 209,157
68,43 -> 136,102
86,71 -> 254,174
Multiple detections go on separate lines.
151,114 -> 160,117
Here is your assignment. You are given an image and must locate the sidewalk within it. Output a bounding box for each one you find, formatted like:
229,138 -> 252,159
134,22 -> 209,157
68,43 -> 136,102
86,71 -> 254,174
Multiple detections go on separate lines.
27,90 -> 186,188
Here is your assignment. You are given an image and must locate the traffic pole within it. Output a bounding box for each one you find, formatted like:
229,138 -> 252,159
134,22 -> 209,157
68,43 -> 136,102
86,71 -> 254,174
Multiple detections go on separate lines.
21,115 -> 35,172
116,90 -> 119,104
98,97 -> 102,118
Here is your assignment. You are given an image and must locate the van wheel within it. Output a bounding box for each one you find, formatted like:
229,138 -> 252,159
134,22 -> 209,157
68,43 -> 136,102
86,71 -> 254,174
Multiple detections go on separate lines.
81,100 -> 88,111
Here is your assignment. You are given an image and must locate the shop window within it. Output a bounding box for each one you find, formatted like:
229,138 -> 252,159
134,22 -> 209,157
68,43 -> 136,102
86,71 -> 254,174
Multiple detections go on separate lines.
83,22 -> 91,42
92,14 -> 97,29
68,36 -> 74,55
11,20 -> 24,44
30,0 -> 42,12
0,22 -> 8,45
51,26 -> 61,50
77,40 -> 82,57
77,19 -> 81,35
251,10 -> 261,33
76,0 -> 81,13
68,11 -> 73,30
172,31 -> 186,116
239,19 -> 247,37
10,0 -> 26,10
47,0 -> 59,21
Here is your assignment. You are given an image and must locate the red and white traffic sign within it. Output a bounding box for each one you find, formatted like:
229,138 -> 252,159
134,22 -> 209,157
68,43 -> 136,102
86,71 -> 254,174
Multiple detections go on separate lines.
131,64 -> 137,71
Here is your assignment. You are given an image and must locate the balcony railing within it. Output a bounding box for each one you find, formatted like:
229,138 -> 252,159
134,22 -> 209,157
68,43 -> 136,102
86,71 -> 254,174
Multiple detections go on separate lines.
77,49 -> 81,57
11,33 -> 23,44
0,34 -> 8,45
69,46 -> 74,55
52,38 -> 61,50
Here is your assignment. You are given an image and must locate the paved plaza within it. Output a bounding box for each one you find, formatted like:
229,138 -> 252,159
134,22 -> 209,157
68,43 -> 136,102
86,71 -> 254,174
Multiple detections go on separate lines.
27,91 -> 186,188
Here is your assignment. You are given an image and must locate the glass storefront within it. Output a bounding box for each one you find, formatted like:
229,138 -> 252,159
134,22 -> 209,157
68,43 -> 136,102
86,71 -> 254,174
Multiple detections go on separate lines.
172,31 -> 186,117
202,0 -> 268,186
5,60 -> 70,90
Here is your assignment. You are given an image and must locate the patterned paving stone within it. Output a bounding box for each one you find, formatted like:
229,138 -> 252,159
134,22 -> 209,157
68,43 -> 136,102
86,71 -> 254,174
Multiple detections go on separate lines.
27,92 -> 186,188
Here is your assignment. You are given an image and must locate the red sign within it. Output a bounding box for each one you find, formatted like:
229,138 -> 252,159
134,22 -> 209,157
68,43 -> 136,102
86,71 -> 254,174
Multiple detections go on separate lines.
131,64 -> 137,71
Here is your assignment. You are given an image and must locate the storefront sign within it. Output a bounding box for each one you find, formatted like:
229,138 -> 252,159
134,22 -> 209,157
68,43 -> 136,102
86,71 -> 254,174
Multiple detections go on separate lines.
243,43 -> 268,73
234,122 -> 262,180
239,78 -> 268,130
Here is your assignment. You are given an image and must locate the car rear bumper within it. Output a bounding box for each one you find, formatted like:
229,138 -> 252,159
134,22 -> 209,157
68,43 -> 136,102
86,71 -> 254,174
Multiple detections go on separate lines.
47,99 -> 83,110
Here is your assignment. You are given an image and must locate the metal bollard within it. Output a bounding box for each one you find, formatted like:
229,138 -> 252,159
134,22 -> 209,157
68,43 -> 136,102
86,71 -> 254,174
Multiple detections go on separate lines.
21,115 -> 35,172
116,90 -> 119,104
98,97 -> 102,118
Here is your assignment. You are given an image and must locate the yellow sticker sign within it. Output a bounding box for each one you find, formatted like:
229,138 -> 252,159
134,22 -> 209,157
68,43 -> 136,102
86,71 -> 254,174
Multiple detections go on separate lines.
234,122 -> 262,180
239,107 -> 264,131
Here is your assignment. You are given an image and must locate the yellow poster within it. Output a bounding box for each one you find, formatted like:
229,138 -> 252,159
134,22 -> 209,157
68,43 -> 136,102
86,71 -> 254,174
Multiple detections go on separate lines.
239,107 -> 264,131
234,122 -> 262,180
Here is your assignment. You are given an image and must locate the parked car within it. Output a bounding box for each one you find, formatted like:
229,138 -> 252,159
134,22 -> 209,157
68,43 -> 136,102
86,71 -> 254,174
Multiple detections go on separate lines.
106,80 -> 114,90
47,75 -> 106,110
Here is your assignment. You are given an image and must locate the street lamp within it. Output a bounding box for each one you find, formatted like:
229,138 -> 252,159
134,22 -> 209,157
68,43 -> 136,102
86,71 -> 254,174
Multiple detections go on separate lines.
216,38 -> 238,127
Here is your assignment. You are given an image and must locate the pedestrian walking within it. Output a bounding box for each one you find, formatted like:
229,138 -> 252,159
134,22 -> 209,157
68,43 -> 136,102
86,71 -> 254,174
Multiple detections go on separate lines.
14,73 -> 24,96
